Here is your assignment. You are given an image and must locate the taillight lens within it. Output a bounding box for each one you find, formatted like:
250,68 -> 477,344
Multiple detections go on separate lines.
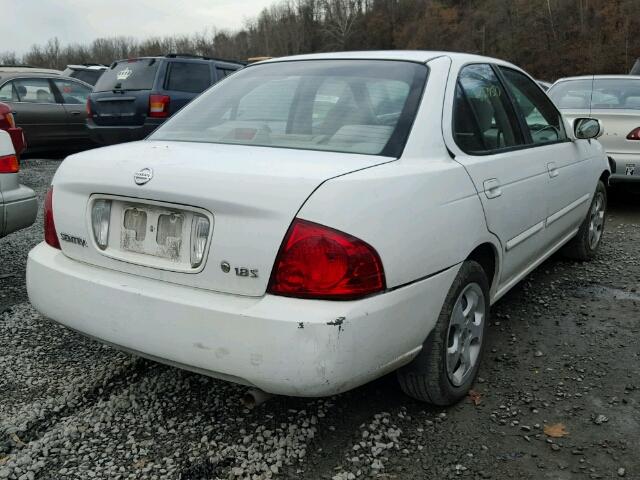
44,187 -> 61,249
0,154 -> 19,173
149,95 -> 170,118
190,215 -> 210,267
627,127 -> 640,140
5,111 -> 15,128
91,199 -> 112,250
268,219 -> 385,300
86,98 -> 92,117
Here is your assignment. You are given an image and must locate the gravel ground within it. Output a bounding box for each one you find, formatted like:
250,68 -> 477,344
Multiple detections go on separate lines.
1,158 -> 639,480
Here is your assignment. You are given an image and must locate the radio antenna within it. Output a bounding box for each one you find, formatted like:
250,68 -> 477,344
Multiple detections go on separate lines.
589,73 -> 595,118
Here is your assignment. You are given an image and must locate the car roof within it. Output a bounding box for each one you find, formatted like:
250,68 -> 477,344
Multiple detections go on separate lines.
0,72 -> 92,86
66,64 -> 108,70
257,50 -> 519,67
109,55 -> 244,68
554,74 -> 640,83
0,66 -> 63,75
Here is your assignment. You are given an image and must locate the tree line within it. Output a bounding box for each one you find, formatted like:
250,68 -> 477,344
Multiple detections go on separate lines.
2,0 -> 638,81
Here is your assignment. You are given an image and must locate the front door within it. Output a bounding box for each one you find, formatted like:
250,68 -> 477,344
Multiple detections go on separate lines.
496,67 -> 592,245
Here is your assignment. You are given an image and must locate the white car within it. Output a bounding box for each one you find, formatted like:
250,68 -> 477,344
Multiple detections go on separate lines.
549,75 -> 640,184
27,51 -> 610,405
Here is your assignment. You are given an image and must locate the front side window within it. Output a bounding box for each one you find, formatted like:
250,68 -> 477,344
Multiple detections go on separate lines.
165,62 -> 212,93
13,78 -> 56,104
151,60 -> 428,157
453,64 -> 523,154
52,79 -> 91,104
499,67 -> 566,145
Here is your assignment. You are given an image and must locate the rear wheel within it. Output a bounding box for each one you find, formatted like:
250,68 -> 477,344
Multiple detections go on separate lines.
562,180 -> 607,261
397,261 -> 489,405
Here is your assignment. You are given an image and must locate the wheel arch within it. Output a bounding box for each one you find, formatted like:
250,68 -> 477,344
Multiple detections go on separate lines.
465,241 -> 500,295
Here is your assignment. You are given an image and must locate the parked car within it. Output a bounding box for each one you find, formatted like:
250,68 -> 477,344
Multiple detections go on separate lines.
549,75 -> 640,184
86,54 -> 244,145
0,72 -> 93,151
0,102 -> 26,156
28,51 -> 609,405
62,64 -> 107,86
0,130 -> 37,238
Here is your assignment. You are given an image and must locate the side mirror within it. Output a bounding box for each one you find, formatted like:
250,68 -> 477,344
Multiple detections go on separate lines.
574,118 -> 603,140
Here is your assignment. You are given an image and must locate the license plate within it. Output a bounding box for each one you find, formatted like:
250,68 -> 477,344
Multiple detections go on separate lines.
120,206 -> 185,261
625,164 -> 636,176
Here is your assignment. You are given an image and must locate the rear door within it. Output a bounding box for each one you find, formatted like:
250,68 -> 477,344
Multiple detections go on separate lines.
51,78 -> 93,142
8,77 -> 67,147
444,63 -> 549,289
90,58 -> 160,126
162,61 -> 214,113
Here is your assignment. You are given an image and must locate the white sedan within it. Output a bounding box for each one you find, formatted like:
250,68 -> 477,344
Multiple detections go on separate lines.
27,51 -> 609,405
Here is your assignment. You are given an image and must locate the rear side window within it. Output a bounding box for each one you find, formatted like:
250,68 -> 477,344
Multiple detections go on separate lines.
0,81 -> 18,102
499,67 -> 566,145
52,79 -> 91,104
94,59 -> 159,92
453,64 -> 523,154
13,78 -> 56,104
165,62 -> 212,93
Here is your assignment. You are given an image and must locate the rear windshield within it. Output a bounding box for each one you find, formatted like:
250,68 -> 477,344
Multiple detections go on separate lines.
94,59 -> 159,92
150,60 -> 428,157
549,78 -> 640,110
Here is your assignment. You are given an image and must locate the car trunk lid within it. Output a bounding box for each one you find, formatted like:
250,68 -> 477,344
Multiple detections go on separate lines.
563,109 -> 640,154
52,140 -> 392,296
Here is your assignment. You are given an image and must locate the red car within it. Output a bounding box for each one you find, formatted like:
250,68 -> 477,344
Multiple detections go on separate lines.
0,102 -> 26,156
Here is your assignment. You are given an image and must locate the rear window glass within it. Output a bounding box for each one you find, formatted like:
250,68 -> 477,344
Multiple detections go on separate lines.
549,78 -> 640,110
94,59 -> 159,92
150,60 -> 427,157
165,62 -> 211,93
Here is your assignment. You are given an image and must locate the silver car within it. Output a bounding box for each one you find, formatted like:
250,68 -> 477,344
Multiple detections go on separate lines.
0,130 -> 37,238
549,75 -> 640,184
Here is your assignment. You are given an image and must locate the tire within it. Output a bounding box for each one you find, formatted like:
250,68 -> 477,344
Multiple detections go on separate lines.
397,261 -> 490,405
562,180 -> 607,261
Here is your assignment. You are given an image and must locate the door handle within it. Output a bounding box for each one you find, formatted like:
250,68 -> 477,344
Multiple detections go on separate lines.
547,162 -> 559,178
70,111 -> 82,115
483,178 -> 502,199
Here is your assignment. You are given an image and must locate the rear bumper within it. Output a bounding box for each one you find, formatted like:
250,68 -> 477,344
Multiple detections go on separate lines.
87,119 -> 163,145
1,183 -> 37,237
27,243 -> 458,397
608,152 -> 640,183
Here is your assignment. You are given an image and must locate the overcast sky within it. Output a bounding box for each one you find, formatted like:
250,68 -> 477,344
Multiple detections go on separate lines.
3,0 -> 276,55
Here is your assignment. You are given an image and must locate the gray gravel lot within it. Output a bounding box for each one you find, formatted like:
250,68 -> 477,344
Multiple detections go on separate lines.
1,158 -> 639,480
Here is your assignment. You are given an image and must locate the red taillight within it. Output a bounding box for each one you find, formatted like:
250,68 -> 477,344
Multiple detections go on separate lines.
0,154 -> 19,173
627,127 -> 640,140
268,219 -> 385,300
149,94 -> 170,118
44,187 -> 61,249
86,98 -> 92,117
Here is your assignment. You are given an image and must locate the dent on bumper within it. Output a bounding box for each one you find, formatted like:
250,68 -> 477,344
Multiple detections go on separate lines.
27,243 -> 458,397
